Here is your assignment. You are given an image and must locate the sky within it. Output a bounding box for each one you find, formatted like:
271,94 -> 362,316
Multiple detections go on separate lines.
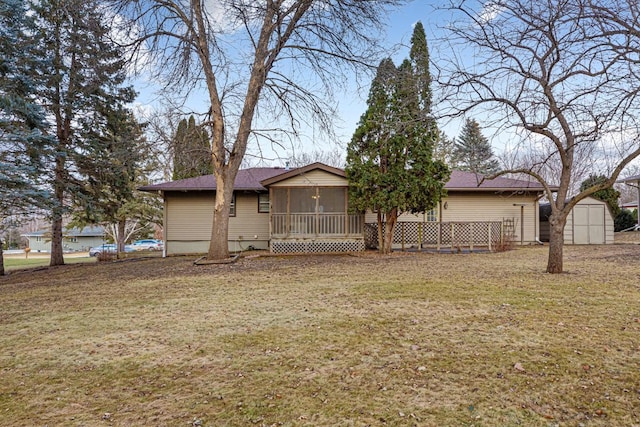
131,1 -> 468,167
128,0 -> 639,179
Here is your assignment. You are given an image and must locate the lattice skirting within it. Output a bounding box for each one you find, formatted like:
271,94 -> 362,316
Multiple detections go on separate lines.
364,221 -> 504,249
271,239 -> 365,254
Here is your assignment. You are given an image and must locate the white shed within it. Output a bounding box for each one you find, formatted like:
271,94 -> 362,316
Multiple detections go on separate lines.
540,197 -> 614,244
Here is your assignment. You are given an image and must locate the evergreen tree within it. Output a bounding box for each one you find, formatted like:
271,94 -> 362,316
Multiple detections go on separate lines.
72,106 -> 157,253
172,115 -> 213,180
346,22 -> 449,254
454,118 -> 500,175
0,0 -> 51,274
579,175 -> 621,216
31,0 -> 136,266
433,131 -> 458,167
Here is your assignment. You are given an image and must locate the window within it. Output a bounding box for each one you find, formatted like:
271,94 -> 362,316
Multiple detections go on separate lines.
258,193 -> 269,213
229,193 -> 236,217
426,208 -> 437,222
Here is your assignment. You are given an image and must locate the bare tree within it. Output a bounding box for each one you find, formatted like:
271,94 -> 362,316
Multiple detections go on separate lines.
437,0 -> 640,273
114,0 -> 403,260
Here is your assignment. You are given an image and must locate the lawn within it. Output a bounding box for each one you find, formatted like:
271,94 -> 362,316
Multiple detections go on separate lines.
2,252 -> 96,271
1,242 -> 639,426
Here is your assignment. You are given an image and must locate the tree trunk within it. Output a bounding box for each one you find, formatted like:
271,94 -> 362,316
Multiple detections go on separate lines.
377,211 -> 384,253
50,156 -> 65,266
546,212 -> 567,274
0,238 -> 5,276
116,219 -> 127,256
383,208 -> 398,255
207,181 -> 233,260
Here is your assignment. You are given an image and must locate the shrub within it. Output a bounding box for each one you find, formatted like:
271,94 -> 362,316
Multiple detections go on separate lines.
96,251 -> 116,262
614,210 -> 637,232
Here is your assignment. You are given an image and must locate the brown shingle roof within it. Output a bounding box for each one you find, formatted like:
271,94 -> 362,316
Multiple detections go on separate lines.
139,167 -> 290,192
140,166 -> 549,193
445,170 -> 547,191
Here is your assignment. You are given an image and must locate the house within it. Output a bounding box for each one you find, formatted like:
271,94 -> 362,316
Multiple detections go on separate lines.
618,174 -> 640,230
539,197 -> 615,244
141,164 -> 551,255
140,163 -> 364,255
22,226 -> 106,252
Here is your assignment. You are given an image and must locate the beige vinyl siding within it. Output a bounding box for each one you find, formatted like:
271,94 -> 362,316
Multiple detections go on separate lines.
364,192 -> 541,244
441,193 -> 540,244
228,192 -> 270,243
164,191 -> 270,255
268,170 -> 347,187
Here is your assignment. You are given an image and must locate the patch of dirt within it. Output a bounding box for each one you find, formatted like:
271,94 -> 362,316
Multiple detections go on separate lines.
614,230 -> 640,244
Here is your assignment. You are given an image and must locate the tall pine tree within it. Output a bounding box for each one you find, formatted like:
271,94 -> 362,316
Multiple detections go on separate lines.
172,115 -> 213,180
0,0 -> 51,274
31,0 -> 136,265
454,118 -> 500,175
72,106 -> 155,253
346,22 -> 449,254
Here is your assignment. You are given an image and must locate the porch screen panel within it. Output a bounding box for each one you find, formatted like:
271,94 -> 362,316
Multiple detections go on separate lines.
271,188 -> 288,236
272,188 -> 288,213
319,188 -> 346,234
288,188 -> 316,234
318,188 -> 346,213
289,188 -> 316,213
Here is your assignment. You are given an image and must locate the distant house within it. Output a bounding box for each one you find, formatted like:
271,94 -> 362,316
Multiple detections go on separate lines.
539,197 -> 615,244
141,164 -> 556,255
22,226 -> 106,252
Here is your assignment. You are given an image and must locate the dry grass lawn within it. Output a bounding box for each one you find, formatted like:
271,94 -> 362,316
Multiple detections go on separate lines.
1,237 -> 639,426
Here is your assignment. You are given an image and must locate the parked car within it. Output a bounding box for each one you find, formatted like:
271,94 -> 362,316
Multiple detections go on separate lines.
89,244 -> 135,257
132,239 -> 164,251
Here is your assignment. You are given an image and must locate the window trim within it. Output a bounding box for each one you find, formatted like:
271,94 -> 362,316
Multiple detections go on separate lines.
258,193 -> 269,213
229,192 -> 236,217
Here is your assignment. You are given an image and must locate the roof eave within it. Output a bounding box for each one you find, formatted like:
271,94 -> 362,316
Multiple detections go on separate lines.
446,187 -> 548,192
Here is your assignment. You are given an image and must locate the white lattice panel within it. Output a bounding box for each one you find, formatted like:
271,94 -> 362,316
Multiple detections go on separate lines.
271,239 -> 365,254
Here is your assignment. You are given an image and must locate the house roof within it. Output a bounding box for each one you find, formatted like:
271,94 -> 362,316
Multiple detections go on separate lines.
618,174 -> 640,184
260,162 -> 345,186
139,165 -> 549,193
445,170 -> 548,192
139,167 -> 290,192
22,225 -> 105,238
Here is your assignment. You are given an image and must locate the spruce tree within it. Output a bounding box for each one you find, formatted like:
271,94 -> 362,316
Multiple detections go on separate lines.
172,115 -> 213,180
31,0 -> 136,265
454,118 -> 500,175
346,22 -> 449,254
73,106 -> 155,252
0,0 -> 51,274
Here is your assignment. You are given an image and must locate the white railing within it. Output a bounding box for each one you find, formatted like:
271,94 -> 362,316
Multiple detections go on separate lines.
271,213 -> 364,238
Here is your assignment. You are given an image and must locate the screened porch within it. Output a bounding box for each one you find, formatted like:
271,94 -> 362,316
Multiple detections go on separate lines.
269,187 -> 364,238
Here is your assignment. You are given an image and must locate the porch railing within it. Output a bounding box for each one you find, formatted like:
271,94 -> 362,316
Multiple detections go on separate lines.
271,213 -> 364,238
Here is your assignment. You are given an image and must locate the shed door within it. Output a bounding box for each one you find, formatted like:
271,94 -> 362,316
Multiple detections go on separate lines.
573,205 -> 605,244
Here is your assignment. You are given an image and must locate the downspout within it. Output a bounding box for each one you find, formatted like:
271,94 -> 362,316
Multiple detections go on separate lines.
534,193 -> 544,245
161,190 -> 167,257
